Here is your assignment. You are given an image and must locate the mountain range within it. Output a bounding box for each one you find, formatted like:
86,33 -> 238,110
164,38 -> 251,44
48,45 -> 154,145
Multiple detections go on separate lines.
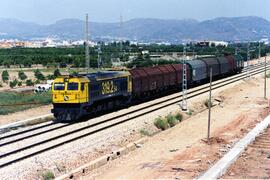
0,16 -> 270,43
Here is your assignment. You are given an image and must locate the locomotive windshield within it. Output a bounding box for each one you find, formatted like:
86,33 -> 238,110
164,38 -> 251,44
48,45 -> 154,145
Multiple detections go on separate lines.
68,83 -> 79,91
54,83 -> 65,91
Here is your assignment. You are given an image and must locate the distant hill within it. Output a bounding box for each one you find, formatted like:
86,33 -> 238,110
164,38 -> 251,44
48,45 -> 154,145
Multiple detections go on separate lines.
0,16 -> 270,42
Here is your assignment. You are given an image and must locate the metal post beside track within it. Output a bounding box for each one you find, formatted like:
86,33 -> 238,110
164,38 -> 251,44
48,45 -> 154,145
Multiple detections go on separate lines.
98,43 -> 102,69
85,14 -> 90,73
247,42 -> 251,79
181,46 -> 188,111
265,55 -> 268,99
207,68 -> 213,144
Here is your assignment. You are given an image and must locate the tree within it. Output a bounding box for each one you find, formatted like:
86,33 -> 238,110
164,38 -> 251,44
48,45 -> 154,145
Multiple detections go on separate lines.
26,79 -> 34,86
2,70 -> 9,82
70,71 -> 78,76
46,74 -> 55,80
18,71 -> 27,80
53,69 -> 61,77
34,69 -> 45,81
9,79 -> 18,88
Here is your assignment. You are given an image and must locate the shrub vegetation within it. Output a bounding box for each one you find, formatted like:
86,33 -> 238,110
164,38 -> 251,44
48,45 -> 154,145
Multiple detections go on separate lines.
18,70 -> 27,80
154,117 -> 169,130
34,69 -> 45,81
166,114 -> 179,127
0,91 -> 52,115
2,70 -> 9,82
42,170 -> 55,180
26,79 -> 34,86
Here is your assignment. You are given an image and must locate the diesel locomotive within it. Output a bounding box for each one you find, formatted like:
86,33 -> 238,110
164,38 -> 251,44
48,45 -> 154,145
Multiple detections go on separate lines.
52,55 -> 244,121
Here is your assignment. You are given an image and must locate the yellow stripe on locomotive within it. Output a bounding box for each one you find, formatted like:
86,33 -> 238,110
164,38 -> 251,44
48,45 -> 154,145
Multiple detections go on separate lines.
52,76 -> 90,104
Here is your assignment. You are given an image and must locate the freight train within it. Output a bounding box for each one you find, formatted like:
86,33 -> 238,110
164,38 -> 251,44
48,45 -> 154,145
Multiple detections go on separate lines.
51,55 -> 244,121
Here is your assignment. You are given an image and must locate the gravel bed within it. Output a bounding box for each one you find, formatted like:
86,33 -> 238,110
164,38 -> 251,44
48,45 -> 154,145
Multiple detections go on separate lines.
0,121 -> 56,138
0,105 -> 164,179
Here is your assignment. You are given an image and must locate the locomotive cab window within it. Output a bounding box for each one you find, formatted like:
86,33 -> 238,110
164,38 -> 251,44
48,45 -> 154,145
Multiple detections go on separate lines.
54,83 -> 65,91
81,83 -> 85,91
68,83 -> 78,91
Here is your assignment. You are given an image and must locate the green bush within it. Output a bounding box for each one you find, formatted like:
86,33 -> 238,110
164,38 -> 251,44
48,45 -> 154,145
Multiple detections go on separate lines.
53,68 -> 61,77
18,81 -> 22,86
42,170 -> 55,180
9,79 -> 18,88
2,70 -> 9,82
175,113 -> 183,122
34,80 -> 40,84
166,114 -> 179,127
70,71 -> 78,76
26,79 -> 34,86
140,129 -> 150,136
46,74 -> 55,80
18,71 -> 27,80
186,110 -> 193,116
34,69 -> 45,81
154,117 -> 169,130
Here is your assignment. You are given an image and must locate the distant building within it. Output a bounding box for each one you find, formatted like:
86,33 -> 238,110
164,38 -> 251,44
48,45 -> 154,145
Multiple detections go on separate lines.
0,42 -> 13,49
196,40 -> 228,47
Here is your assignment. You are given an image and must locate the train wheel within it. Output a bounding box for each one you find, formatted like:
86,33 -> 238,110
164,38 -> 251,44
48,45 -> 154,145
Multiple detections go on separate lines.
55,112 -> 67,122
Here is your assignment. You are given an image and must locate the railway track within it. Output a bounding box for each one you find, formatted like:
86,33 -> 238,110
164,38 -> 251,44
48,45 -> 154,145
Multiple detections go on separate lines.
0,62 -> 266,141
0,62 -> 269,169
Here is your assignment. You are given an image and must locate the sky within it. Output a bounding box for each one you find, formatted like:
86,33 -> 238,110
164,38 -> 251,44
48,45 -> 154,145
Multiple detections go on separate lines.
0,0 -> 269,24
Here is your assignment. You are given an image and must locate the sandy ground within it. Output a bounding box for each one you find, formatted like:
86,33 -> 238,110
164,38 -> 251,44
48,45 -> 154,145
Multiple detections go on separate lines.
0,104 -> 52,125
88,74 -> 270,179
222,128 -> 270,179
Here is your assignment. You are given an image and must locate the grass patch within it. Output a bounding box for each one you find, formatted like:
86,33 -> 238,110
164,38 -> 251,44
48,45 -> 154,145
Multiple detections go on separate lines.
42,170 -> 55,180
166,114 -> 179,127
0,91 -> 52,115
186,110 -> 193,116
175,112 -> 183,122
154,117 -> 169,130
154,113 -> 183,131
140,129 -> 150,136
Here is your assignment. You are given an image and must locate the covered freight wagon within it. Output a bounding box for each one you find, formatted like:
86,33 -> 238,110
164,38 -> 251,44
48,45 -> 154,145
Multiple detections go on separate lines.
224,55 -> 236,73
187,59 -> 207,83
171,64 -> 191,85
201,57 -> 220,77
217,56 -> 230,75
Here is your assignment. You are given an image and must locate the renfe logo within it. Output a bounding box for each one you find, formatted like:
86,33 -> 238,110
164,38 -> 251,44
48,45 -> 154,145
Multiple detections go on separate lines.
64,96 -> 69,101
102,81 -> 118,95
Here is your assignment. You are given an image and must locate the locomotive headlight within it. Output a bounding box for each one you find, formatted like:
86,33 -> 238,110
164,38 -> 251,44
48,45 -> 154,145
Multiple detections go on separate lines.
64,96 -> 69,101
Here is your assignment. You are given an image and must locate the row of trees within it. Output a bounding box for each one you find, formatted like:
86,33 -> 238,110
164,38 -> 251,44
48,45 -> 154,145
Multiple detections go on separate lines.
1,69 -> 61,88
0,42 -> 268,69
